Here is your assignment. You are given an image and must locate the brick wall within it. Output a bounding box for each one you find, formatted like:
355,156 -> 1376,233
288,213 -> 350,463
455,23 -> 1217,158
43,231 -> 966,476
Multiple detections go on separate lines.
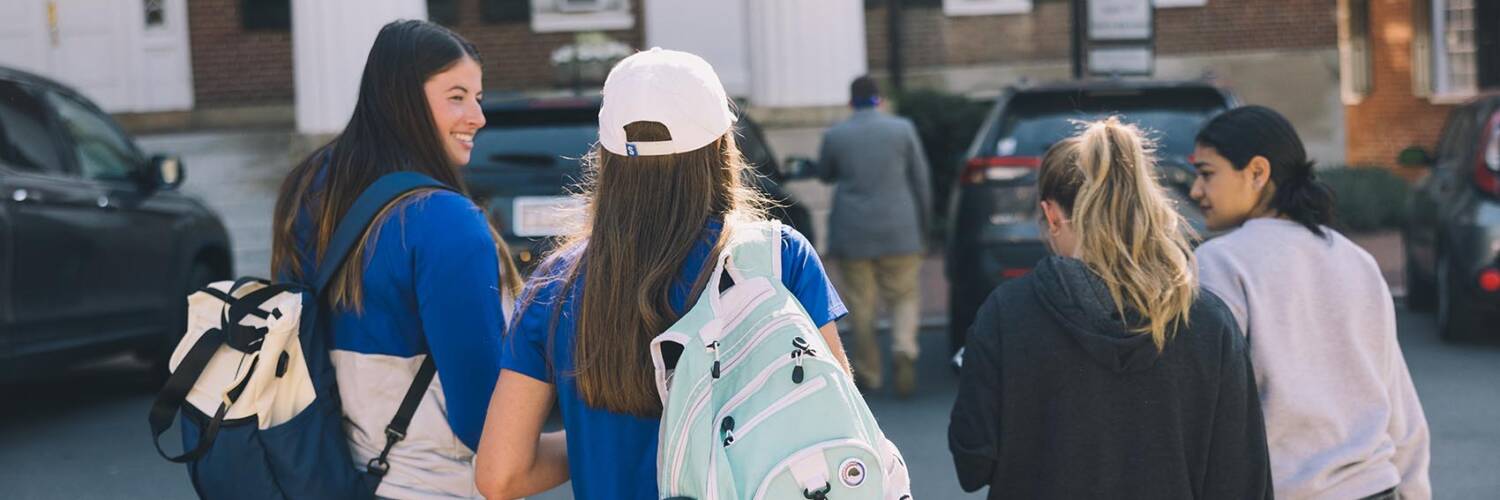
865,0 -> 1337,71
189,0 -> 294,107
187,0 -> 644,107
1344,0 -> 1453,169
447,0 -> 643,92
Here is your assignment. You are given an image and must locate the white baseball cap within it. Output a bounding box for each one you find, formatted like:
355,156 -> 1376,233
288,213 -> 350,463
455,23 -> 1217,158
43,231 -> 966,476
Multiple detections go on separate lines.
598,47 -> 737,157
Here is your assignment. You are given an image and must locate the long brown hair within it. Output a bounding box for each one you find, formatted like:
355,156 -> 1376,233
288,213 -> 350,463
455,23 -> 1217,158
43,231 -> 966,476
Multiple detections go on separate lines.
534,121 -> 769,417
270,20 -> 522,308
1038,118 -> 1198,351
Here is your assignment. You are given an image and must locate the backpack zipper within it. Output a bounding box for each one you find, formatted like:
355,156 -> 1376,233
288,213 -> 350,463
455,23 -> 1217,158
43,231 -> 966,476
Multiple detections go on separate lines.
719,316 -> 812,376
723,376 -> 829,448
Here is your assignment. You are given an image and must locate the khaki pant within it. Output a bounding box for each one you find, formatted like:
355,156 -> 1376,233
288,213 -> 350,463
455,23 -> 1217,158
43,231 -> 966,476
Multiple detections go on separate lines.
837,254 -> 922,385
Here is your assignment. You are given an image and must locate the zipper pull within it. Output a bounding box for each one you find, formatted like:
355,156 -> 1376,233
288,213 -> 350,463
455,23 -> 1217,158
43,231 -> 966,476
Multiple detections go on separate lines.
791,350 -> 805,384
794,336 -> 818,356
790,336 -> 809,383
720,416 -> 736,447
710,341 -> 722,379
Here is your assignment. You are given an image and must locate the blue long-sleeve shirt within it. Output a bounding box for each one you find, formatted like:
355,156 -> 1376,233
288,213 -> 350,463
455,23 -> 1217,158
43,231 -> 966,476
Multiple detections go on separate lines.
292,189 -> 508,498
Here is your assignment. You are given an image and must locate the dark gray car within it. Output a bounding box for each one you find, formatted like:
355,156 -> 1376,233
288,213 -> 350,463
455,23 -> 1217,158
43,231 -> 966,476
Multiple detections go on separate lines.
0,67 -> 232,380
464,95 -> 816,272
1401,93 -> 1500,341
945,80 -> 1233,353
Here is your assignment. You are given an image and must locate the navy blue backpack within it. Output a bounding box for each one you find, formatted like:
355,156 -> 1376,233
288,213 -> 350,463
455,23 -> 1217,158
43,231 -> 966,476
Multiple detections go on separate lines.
149,172 -> 449,499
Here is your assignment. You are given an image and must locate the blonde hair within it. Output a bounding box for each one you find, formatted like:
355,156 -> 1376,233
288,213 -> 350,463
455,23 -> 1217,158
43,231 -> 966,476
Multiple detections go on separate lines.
1038,118 -> 1198,351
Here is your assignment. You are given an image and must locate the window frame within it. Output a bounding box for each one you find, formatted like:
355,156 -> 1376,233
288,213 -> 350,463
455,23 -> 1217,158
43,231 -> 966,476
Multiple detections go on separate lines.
1429,0 -> 1480,103
1153,0 -> 1207,7
1338,0 -> 1373,104
529,0 -> 633,32
942,0 -> 1032,17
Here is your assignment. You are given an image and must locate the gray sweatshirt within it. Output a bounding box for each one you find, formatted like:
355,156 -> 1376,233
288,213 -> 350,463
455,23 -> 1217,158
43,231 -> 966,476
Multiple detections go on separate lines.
1197,218 -> 1431,500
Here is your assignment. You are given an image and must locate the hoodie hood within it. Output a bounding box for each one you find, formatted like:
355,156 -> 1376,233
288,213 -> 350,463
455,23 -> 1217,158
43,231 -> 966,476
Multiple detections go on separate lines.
1031,256 -> 1161,372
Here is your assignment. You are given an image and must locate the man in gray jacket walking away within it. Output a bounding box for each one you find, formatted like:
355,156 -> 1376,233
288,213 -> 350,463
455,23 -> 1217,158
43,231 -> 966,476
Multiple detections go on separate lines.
818,75 -> 932,397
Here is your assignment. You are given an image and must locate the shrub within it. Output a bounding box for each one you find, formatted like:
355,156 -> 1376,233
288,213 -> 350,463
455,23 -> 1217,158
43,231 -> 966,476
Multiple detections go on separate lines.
1319,166 -> 1411,233
893,89 -> 992,232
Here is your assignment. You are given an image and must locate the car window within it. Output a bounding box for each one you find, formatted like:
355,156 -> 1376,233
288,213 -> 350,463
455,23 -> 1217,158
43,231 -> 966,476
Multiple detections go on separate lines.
989,89 -> 1228,160
44,90 -> 142,182
0,81 -> 66,175
473,106 -> 598,168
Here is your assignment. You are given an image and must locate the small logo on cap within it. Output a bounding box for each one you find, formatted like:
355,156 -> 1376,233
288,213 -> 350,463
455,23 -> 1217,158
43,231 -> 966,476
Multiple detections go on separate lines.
626,144 -> 639,157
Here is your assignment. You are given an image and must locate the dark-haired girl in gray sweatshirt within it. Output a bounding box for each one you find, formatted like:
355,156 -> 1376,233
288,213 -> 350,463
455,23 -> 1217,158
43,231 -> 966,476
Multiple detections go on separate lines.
1191,106 -> 1429,500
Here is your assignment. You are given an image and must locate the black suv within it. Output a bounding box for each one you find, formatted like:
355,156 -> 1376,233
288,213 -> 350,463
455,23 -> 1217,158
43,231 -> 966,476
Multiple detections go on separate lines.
465,95 -> 815,270
0,67 -> 232,379
945,80 -> 1234,352
1401,93 -> 1500,341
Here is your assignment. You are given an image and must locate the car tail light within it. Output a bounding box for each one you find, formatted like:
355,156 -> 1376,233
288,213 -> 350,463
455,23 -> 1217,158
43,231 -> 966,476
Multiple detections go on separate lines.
1474,111 -> 1500,196
962,156 -> 1041,185
1480,267 -> 1500,293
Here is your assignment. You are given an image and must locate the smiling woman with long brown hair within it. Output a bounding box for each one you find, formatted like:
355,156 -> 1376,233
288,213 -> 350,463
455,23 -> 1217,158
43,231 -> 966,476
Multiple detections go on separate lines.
270,20 -> 520,499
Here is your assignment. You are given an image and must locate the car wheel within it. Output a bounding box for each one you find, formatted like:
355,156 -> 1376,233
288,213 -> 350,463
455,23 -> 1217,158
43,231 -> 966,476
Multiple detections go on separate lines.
1436,252 -> 1479,342
1404,249 -> 1434,311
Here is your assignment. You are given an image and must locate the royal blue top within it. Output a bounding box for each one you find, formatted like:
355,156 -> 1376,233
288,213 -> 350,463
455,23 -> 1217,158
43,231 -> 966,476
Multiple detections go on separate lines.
500,220 -> 847,499
291,190 -> 506,450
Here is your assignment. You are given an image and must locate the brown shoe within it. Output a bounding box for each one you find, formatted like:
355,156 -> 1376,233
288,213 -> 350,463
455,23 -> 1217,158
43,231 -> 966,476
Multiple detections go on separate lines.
893,354 -> 917,398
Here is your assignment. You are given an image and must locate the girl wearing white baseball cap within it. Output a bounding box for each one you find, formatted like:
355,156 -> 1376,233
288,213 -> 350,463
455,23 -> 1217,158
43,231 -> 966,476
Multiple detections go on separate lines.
475,49 -> 855,499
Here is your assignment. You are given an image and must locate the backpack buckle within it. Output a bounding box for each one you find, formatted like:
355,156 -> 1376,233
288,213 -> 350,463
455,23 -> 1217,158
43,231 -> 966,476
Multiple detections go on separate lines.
366,457 -> 391,477
385,427 -> 407,443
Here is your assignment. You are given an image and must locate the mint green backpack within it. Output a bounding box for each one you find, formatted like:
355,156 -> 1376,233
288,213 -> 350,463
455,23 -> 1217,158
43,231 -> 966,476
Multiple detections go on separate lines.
651,220 -> 911,500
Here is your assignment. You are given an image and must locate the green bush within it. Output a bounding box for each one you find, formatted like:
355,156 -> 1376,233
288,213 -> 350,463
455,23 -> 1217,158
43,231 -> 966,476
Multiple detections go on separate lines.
1319,166 -> 1411,233
893,89 -> 992,225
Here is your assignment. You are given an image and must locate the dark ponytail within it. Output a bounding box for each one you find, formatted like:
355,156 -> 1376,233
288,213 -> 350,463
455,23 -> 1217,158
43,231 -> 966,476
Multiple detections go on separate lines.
1195,106 -> 1336,237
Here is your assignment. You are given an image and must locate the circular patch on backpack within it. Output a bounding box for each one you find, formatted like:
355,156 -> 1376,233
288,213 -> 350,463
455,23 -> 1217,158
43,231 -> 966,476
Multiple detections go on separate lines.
839,458 -> 867,488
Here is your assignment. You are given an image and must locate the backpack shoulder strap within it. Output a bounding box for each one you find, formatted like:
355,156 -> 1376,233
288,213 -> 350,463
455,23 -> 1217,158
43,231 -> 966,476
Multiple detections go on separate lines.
312,173 -> 454,490
363,355 -> 436,482
726,219 -> 782,282
311,172 -> 451,296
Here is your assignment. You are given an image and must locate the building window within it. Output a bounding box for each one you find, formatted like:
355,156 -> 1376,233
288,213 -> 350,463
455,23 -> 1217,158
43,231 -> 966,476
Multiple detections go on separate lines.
1433,0 -> 1478,98
242,0 -> 291,31
145,0 -> 165,26
483,0 -> 531,23
530,0 -> 633,33
1339,0 -> 1372,103
429,0 -> 460,26
943,0 -> 1031,17
1153,0 -> 1207,7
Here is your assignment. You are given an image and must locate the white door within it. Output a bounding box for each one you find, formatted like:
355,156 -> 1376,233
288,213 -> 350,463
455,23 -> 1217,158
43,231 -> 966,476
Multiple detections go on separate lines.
0,1 -> 50,75
50,0 -> 133,110
135,0 -> 195,111
0,0 -> 194,113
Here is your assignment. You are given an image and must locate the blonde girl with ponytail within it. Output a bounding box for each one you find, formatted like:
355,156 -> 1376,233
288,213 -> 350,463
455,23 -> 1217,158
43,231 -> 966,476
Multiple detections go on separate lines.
948,118 -> 1273,499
